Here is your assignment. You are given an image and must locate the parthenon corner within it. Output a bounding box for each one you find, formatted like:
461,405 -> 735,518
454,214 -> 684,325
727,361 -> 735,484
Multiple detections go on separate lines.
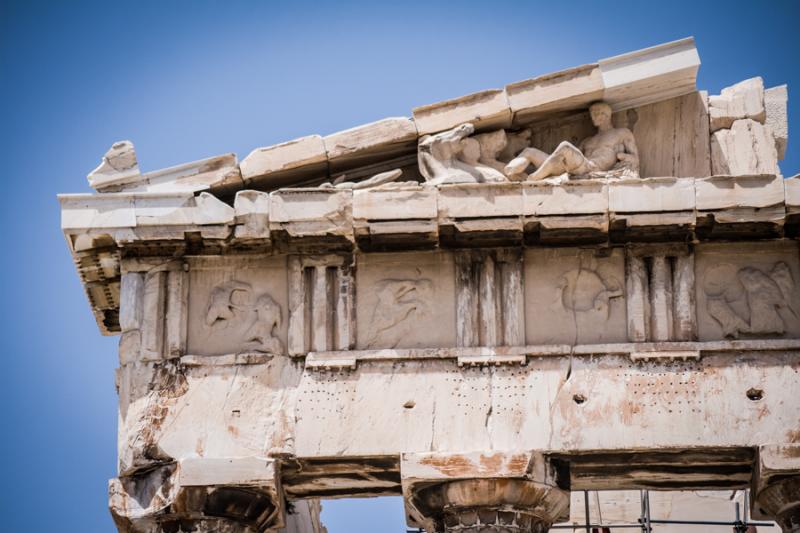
60,37 -> 799,532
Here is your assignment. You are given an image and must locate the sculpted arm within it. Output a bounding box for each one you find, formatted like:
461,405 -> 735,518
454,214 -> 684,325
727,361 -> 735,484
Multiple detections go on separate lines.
617,131 -> 639,168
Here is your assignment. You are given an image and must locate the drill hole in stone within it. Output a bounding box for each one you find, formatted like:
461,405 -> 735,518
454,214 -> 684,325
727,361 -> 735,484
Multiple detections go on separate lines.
403,400 -> 416,409
746,388 -> 764,401
573,394 -> 587,405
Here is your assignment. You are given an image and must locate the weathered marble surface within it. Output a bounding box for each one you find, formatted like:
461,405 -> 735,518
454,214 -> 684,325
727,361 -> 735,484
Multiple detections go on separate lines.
60,37 -> 800,533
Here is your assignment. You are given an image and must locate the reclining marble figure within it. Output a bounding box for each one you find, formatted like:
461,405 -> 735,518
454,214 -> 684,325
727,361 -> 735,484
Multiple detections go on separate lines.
319,168 -> 403,189
504,101 -> 640,180
418,123 -> 479,185
418,123 -> 508,185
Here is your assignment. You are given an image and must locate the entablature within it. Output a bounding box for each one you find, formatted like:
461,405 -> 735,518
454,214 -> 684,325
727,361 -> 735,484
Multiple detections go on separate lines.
61,175 -> 798,335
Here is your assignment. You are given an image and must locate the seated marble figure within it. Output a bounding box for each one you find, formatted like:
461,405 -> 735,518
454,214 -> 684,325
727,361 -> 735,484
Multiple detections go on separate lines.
504,101 -> 640,180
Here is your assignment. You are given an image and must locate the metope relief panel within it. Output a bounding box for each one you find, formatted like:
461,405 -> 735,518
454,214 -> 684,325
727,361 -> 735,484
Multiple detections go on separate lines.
696,242 -> 800,341
525,248 -> 627,345
355,252 -> 456,350
186,256 -> 289,356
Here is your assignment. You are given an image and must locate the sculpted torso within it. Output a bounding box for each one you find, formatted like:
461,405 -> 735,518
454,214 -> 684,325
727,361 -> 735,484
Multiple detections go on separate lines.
503,101 -> 640,180
580,127 -> 636,172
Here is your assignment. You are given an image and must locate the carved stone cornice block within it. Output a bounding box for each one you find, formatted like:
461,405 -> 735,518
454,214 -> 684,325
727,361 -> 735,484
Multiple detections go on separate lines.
522,179 -> 608,216
610,177 -> 696,213
599,37 -> 700,110
438,182 -> 523,219
269,187 -> 353,243
324,117 -> 418,172
506,63 -> 605,125
695,174 -> 785,211
353,185 -> 437,221
240,134 -> 329,189
233,189 -> 271,241
413,88 -> 512,136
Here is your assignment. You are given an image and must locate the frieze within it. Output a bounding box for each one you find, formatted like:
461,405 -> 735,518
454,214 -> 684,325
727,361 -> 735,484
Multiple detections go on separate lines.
166,242 -> 800,357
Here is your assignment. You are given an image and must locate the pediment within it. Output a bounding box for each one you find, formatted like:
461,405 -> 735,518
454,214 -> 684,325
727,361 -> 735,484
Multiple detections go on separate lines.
59,37 -> 791,335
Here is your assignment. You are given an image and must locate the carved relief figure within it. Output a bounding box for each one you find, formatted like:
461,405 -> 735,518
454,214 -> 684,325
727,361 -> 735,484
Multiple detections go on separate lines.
320,168 -> 404,190
458,136 -> 507,183
504,102 -> 640,180
558,269 -> 622,320
704,262 -> 797,338
243,294 -> 283,353
364,279 -> 433,348
206,280 -> 252,326
205,280 -> 284,354
418,124 -> 535,185
418,123 -> 484,185
473,129 -> 509,173
498,129 -> 532,164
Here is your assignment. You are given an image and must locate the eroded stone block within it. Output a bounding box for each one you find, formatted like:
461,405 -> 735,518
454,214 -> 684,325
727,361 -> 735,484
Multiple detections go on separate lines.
270,188 -> 352,239
234,189 -> 270,239
765,84 -> 788,160
88,140 -> 141,191
525,247 -> 627,345
710,119 -> 779,176
709,77 -> 766,132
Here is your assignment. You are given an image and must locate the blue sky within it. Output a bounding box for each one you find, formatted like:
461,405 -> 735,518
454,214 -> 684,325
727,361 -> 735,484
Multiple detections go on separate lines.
0,1 -> 797,531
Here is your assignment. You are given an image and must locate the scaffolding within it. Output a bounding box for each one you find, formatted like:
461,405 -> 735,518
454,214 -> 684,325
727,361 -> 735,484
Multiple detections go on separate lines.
407,490 -> 776,532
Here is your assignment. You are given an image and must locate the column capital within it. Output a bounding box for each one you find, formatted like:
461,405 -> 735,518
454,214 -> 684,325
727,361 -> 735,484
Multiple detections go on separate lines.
401,451 -> 569,532
109,458 -> 285,532
752,445 -> 800,532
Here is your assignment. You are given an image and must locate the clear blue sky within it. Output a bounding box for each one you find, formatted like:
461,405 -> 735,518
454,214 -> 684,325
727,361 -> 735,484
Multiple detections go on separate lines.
0,1 -> 797,531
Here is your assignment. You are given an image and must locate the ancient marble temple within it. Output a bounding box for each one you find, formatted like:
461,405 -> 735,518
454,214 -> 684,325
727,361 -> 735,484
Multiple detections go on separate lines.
60,38 -> 800,532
